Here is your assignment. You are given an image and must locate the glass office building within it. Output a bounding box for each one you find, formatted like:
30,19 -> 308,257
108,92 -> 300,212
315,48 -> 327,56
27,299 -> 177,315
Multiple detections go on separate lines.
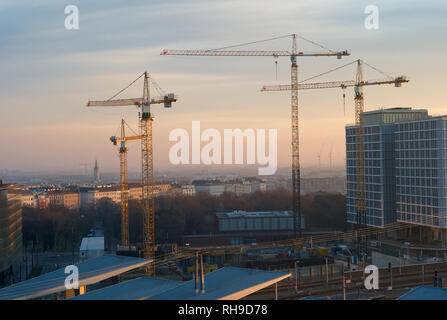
395,116 -> 447,228
346,108 -> 429,228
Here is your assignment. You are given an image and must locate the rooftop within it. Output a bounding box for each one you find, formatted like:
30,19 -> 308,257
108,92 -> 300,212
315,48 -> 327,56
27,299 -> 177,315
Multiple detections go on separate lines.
216,210 -> 292,219
149,267 -> 290,300
71,277 -> 182,300
80,237 -> 104,251
397,286 -> 447,300
0,254 -> 151,300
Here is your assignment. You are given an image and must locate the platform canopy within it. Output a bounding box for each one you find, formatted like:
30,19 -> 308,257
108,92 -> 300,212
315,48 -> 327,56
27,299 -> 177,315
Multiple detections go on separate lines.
0,254 -> 151,300
397,286 -> 447,300
149,267 -> 290,300
71,277 -> 182,300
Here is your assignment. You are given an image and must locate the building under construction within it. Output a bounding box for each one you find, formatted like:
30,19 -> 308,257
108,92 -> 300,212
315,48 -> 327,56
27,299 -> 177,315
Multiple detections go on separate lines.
346,107 -> 447,246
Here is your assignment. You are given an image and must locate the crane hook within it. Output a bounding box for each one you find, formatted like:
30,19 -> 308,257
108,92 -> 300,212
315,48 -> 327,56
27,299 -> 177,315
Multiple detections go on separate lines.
274,55 -> 278,80
342,92 -> 346,116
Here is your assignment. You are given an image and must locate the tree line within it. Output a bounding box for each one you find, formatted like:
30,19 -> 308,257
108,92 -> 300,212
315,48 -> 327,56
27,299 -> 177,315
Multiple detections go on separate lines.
22,189 -> 347,252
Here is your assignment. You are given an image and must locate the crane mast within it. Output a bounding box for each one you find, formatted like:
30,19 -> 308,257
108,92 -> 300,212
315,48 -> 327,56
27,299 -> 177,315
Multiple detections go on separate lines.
110,119 -> 142,249
120,120 -> 130,248
354,60 -> 367,265
161,34 -> 349,238
290,35 -> 301,237
140,72 -> 156,276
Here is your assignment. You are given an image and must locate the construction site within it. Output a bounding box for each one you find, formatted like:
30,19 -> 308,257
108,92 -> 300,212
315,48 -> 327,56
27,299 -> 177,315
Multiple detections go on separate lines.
1,32 -> 446,301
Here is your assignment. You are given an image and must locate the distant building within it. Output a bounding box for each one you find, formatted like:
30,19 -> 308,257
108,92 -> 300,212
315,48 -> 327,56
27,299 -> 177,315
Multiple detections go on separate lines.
93,160 -> 101,184
79,184 -> 173,208
63,192 -> 80,210
216,210 -> 304,233
48,192 -> 65,207
193,178 -> 266,196
79,237 -> 104,262
193,180 -> 226,196
80,188 -> 96,208
301,177 -> 346,194
21,193 -> 37,208
0,181 -> 23,286
346,107 -> 447,241
37,194 -> 50,209
181,185 -> 195,196
184,210 -> 307,246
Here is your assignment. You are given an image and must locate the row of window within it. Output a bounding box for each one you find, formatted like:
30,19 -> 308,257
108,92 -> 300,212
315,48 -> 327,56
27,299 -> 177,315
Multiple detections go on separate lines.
346,182 -> 382,192
397,203 -> 440,214
347,193 -> 382,203
395,130 -> 439,140
346,126 -> 380,136
346,142 -> 382,151
397,185 -> 440,195
396,151 -> 439,161
395,120 -> 440,132
396,159 -> 439,168
397,212 -> 444,227
346,212 -> 383,227
396,194 -> 441,205
395,139 -> 439,149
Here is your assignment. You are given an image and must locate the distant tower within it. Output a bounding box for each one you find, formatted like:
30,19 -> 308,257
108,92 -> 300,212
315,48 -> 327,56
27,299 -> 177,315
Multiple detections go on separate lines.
94,160 -> 101,184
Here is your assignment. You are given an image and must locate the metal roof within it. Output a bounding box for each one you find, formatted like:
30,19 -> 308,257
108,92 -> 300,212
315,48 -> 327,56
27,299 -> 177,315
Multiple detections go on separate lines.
149,267 -> 291,300
71,277 -> 183,300
80,237 -> 104,251
216,210 -> 292,219
397,286 -> 447,300
0,254 -> 151,300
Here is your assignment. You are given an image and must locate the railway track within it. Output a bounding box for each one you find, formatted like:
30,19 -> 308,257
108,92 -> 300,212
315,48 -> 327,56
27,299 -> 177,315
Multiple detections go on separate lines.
246,260 -> 447,299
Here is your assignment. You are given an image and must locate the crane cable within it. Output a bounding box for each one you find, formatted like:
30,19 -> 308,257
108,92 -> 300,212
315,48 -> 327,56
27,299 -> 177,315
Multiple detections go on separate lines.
209,34 -> 293,51
107,72 -> 145,101
299,59 -> 395,84
208,34 -> 339,55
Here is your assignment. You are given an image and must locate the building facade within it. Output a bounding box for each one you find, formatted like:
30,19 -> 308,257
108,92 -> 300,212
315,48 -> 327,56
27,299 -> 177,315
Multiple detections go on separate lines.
215,210 -> 304,233
0,181 -> 23,286
395,116 -> 447,230
21,193 -> 37,208
346,108 -> 447,235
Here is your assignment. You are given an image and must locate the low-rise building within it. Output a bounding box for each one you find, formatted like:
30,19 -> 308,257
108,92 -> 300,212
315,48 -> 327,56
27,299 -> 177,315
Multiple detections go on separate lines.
21,193 -> 37,208
37,194 -> 49,209
63,193 -> 80,210
79,237 -> 104,262
181,185 -> 196,196
216,210 -> 304,233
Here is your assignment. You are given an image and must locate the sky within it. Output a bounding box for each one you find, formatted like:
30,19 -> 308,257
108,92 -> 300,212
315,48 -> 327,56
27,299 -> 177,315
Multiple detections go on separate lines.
1,0 -> 446,175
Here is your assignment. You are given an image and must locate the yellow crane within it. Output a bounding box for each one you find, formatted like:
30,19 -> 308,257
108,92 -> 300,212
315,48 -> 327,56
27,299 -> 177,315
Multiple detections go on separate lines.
87,72 -> 177,276
161,34 -> 350,238
261,59 -> 409,264
110,119 -> 142,249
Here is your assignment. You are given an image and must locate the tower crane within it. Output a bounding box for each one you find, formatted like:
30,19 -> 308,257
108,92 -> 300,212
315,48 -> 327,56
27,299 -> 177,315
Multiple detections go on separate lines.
110,119 -> 142,249
261,59 -> 409,265
87,72 -> 177,276
161,34 -> 350,238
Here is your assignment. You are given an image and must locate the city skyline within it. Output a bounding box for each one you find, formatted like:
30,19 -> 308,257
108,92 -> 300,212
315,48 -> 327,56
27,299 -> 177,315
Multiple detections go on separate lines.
1,0 -> 446,173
